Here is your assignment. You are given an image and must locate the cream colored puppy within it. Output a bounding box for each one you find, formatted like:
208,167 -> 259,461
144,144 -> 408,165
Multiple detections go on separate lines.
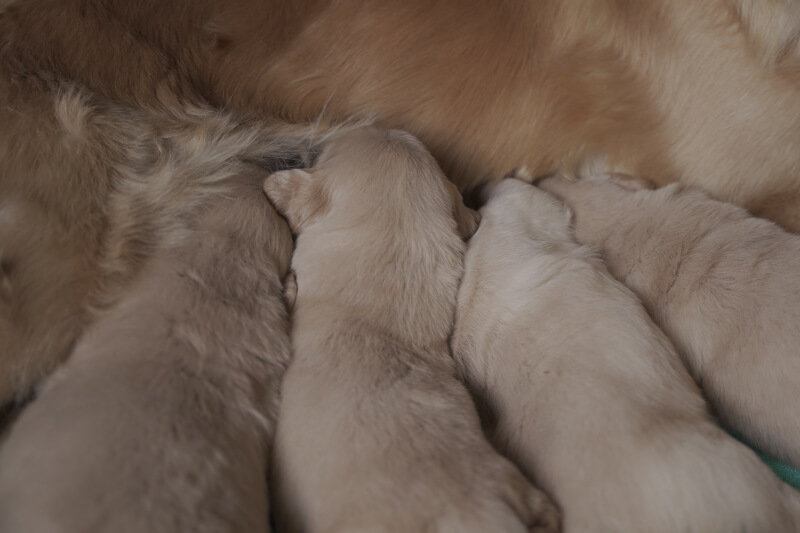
0,170 -> 293,532
0,83 -> 338,531
0,85 -> 307,533
541,174 -> 800,471
264,127 -> 559,533
452,177 -> 800,532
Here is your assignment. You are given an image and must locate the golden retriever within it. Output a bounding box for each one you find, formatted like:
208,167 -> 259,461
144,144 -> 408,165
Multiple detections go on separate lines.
3,0 -> 800,228
453,175 -> 800,532
540,173 -> 800,471
264,126 -> 559,533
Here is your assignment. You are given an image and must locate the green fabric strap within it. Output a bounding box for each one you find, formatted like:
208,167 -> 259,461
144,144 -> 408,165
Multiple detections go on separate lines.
729,431 -> 800,491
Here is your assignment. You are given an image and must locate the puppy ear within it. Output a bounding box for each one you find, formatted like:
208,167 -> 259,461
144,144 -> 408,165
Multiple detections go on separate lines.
602,172 -> 655,191
534,177 -> 570,208
444,179 -> 481,239
263,169 -> 329,232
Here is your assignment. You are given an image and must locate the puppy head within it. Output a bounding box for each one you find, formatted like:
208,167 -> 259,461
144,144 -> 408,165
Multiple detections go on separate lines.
537,172 -> 654,202
536,172 -> 662,246
481,176 -> 573,241
265,126 -> 479,239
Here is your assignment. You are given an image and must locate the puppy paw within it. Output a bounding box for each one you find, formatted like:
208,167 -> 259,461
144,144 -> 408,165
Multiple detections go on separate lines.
419,453 -> 560,533
506,473 -> 561,532
504,166 -> 536,183
467,460 -> 560,533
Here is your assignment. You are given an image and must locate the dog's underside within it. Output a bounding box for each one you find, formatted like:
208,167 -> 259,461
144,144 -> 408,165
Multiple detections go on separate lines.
4,0 -> 800,217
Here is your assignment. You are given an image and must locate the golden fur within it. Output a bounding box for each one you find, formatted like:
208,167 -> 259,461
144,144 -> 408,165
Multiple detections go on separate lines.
264,127 -> 559,533
0,80 -> 341,531
2,0 -> 800,403
3,0 -> 800,229
540,173 -> 800,470
2,0 -> 800,529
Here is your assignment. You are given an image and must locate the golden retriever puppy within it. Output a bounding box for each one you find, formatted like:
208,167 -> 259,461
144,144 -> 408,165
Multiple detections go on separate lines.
263,126 -> 559,533
0,81 -> 335,530
4,0 -> 800,229
452,176 -> 800,532
0,171 -> 293,533
0,72 -> 323,415
540,174 -> 800,470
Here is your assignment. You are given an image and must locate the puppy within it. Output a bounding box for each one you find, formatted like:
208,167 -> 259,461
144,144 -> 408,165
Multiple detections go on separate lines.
0,72 -> 336,414
0,171 -> 293,533
540,173 -> 800,471
0,84 -> 324,531
453,176 -> 800,532
263,126 -> 559,533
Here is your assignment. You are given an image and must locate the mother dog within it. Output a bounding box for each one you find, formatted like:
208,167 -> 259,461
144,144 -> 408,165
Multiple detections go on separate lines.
3,0 -> 800,229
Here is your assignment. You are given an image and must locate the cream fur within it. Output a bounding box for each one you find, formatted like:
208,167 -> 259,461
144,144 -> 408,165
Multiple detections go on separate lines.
264,127 -> 559,533
0,83 -> 338,532
453,177 -> 800,532
540,174 -> 800,471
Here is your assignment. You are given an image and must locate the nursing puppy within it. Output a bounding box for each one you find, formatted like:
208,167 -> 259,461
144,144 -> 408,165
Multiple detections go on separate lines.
453,176 -> 800,532
0,170 -> 293,532
264,127 -> 559,533
0,84 -> 322,531
540,174 -> 800,470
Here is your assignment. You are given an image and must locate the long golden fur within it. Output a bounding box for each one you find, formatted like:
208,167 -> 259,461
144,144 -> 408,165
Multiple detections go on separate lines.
4,0 -> 800,226
2,2 -> 800,397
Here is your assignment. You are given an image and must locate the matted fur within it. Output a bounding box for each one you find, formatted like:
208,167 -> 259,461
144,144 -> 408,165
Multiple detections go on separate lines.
540,174 -> 800,470
264,127 -> 559,533
453,177 -> 800,532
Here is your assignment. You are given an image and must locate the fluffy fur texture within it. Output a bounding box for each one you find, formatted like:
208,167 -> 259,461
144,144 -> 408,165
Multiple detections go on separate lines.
0,172 -> 292,532
2,0 -> 800,405
0,80 -> 343,530
0,70 -> 333,408
452,176 -> 800,532
264,127 -> 559,533
540,173 -> 800,470
2,0 -> 800,229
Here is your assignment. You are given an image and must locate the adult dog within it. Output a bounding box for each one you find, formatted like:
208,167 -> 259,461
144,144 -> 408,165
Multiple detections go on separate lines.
4,0 -> 800,227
